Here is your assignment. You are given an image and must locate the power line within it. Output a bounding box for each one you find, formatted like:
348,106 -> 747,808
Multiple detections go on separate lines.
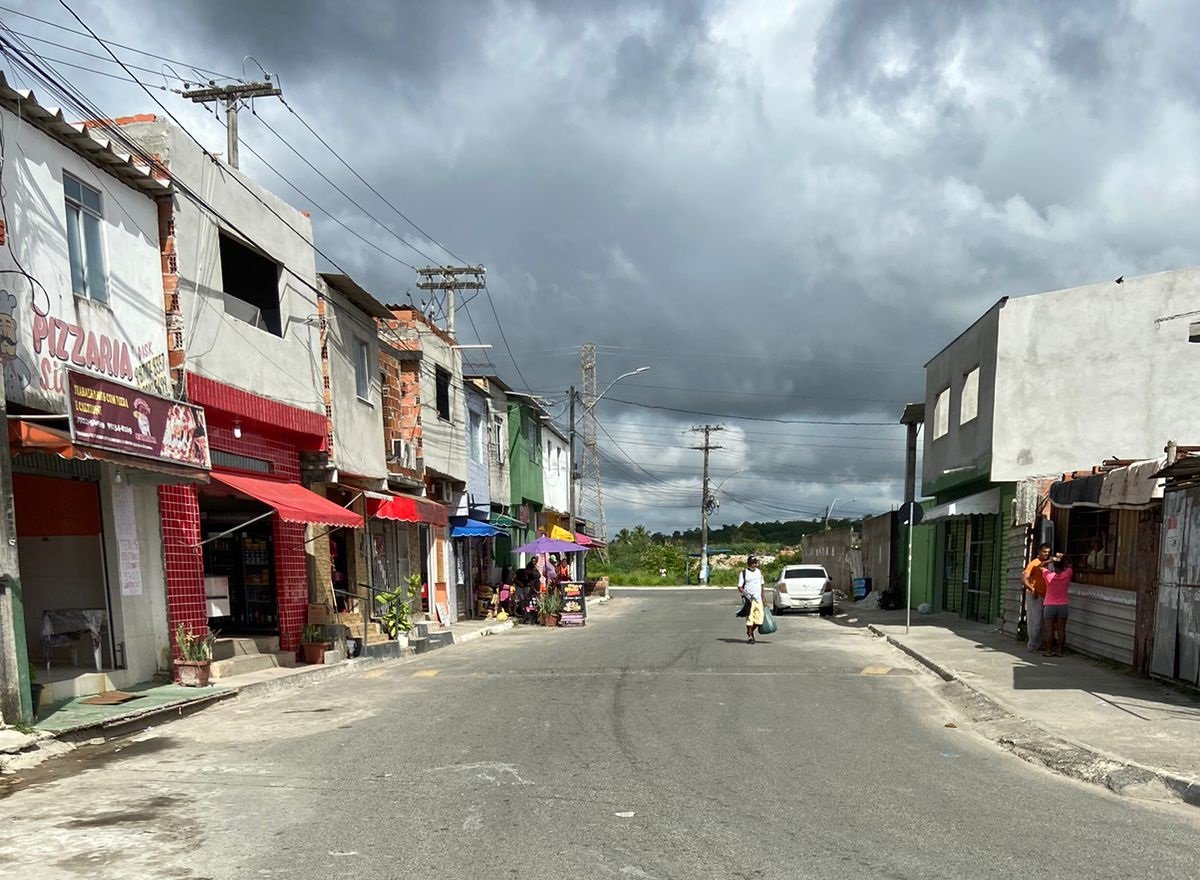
277,96 -> 467,265
484,281 -> 534,393
7,28 -> 198,82
249,108 -> 443,265
0,4 -> 241,81
600,395 -> 898,426
43,4 -> 364,308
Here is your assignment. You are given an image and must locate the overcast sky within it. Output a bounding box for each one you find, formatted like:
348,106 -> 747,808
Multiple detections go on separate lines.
7,0 -> 1200,535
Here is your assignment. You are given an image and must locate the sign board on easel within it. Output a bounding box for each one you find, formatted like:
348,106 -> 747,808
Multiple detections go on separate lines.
435,602 -> 451,626
559,582 -> 586,626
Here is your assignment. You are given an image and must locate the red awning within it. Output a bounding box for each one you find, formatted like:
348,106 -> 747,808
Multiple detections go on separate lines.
370,494 -> 448,526
210,472 -> 363,527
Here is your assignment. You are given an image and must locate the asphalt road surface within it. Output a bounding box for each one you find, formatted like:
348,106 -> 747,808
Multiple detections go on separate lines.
2,589 -> 1199,879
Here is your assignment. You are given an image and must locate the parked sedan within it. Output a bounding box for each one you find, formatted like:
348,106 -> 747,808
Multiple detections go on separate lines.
772,565 -> 835,615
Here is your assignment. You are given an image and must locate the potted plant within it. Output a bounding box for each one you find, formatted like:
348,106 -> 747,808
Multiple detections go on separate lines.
374,575 -> 420,647
537,590 -> 563,627
299,623 -> 332,665
174,622 -> 214,687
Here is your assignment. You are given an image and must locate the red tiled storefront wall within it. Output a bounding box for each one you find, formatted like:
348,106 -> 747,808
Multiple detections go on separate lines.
159,483 -> 205,666
274,519 -> 308,651
161,377 -> 325,660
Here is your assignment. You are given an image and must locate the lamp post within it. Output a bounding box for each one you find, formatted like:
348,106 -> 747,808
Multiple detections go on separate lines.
568,367 -> 650,536
824,497 -> 856,530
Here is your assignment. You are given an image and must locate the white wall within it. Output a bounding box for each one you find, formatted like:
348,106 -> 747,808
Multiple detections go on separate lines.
992,269 -> 1200,480
465,385 -> 490,512
543,424 -> 570,515
417,325 -> 467,485
122,121 -> 324,415
100,474 -> 171,682
0,106 -> 171,412
325,285 -> 386,481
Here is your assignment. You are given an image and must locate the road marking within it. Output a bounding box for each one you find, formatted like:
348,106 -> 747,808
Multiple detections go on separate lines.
363,669 -> 387,679
861,666 -> 893,675
413,669 -> 440,678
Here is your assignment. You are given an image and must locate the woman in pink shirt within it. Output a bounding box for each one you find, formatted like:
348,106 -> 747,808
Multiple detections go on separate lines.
1042,553 -> 1073,657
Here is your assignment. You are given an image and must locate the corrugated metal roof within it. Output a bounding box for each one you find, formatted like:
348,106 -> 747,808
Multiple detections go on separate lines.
0,72 -> 170,197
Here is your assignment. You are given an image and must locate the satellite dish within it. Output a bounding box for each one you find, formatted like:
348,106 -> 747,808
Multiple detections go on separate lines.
898,501 -> 924,526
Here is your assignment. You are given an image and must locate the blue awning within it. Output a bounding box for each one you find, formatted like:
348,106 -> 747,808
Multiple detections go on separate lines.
450,517 -> 499,538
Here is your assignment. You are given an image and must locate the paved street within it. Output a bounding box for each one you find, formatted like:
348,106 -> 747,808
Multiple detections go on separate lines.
3,590 -> 1200,879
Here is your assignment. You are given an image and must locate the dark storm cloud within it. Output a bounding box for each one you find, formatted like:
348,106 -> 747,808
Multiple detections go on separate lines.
18,0 -> 1200,531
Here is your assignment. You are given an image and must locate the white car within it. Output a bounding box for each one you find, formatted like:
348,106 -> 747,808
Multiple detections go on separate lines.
772,565 -> 835,615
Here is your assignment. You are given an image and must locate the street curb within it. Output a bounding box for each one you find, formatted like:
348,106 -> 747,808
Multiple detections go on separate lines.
449,619 -> 515,644
866,624 -> 1200,808
609,585 -> 736,591
13,618 -> 529,767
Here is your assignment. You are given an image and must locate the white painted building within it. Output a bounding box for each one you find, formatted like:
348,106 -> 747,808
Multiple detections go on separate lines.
542,421 -> 570,519
319,273 -> 390,487
920,268 -> 1200,656
0,80 -> 209,721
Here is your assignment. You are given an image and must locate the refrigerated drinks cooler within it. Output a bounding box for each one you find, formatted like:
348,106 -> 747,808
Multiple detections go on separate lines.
202,524 -> 278,633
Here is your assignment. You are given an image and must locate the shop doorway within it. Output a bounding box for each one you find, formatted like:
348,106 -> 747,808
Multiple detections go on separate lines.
12,468 -> 116,676
199,495 -> 278,634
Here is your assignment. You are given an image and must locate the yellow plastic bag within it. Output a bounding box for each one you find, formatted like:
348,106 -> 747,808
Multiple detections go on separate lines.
496,611 -> 508,622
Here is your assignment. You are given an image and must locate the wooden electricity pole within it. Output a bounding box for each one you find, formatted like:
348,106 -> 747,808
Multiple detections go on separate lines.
181,80 -> 282,169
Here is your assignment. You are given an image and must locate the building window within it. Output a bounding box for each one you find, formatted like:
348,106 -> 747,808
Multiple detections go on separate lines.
435,367 -> 451,421
1066,508 -> 1117,575
960,367 -> 979,425
525,414 -> 540,463
469,408 -> 484,463
494,415 -> 505,464
62,172 -> 107,304
556,447 -> 563,474
354,338 -> 370,401
218,232 -> 282,336
933,388 -> 950,439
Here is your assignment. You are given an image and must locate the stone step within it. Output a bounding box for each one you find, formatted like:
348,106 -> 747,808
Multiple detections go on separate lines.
409,635 -> 430,654
210,652 -> 281,680
253,636 -> 281,654
211,637 -> 261,661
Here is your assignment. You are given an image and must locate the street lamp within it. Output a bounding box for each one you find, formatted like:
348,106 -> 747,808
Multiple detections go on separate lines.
824,497 -> 856,529
568,367 -> 650,532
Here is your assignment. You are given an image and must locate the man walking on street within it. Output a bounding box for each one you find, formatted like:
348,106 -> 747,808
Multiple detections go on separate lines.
1022,543 -> 1051,652
739,556 -> 765,644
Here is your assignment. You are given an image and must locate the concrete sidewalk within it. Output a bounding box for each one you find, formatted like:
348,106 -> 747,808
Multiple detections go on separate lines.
841,607 -> 1200,807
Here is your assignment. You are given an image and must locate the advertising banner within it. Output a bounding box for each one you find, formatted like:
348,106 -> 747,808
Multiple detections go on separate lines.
67,370 -> 211,469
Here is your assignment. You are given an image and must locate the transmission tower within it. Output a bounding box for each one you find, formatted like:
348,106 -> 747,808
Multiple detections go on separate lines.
578,343 -> 607,552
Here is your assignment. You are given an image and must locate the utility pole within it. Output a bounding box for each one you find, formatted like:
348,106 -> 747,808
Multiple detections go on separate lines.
578,345 -> 607,553
415,266 -> 486,337
568,385 -> 576,530
0,376 -> 29,725
691,425 -> 723,585
181,80 -> 282,169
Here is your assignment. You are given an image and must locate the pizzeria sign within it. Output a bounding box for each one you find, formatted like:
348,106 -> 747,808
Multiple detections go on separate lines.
67,370 -> 211,470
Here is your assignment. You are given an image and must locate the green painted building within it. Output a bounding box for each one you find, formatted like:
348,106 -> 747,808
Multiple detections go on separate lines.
504,393 -> 545,564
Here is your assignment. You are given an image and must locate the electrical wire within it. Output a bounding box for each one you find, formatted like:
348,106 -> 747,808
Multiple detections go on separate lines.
0,4 -> 241,81
249,108 -> 442,266
483,281 -> 534,393
277,95 -> 467,265
599,395 -> 897,426
7,28 -> 200,82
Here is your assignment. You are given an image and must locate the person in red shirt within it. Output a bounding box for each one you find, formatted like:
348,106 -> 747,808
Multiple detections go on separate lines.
1042,553 -> 1073,657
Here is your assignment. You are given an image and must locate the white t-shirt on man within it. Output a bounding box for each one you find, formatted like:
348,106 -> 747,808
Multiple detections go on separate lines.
739,567 -> 764,602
